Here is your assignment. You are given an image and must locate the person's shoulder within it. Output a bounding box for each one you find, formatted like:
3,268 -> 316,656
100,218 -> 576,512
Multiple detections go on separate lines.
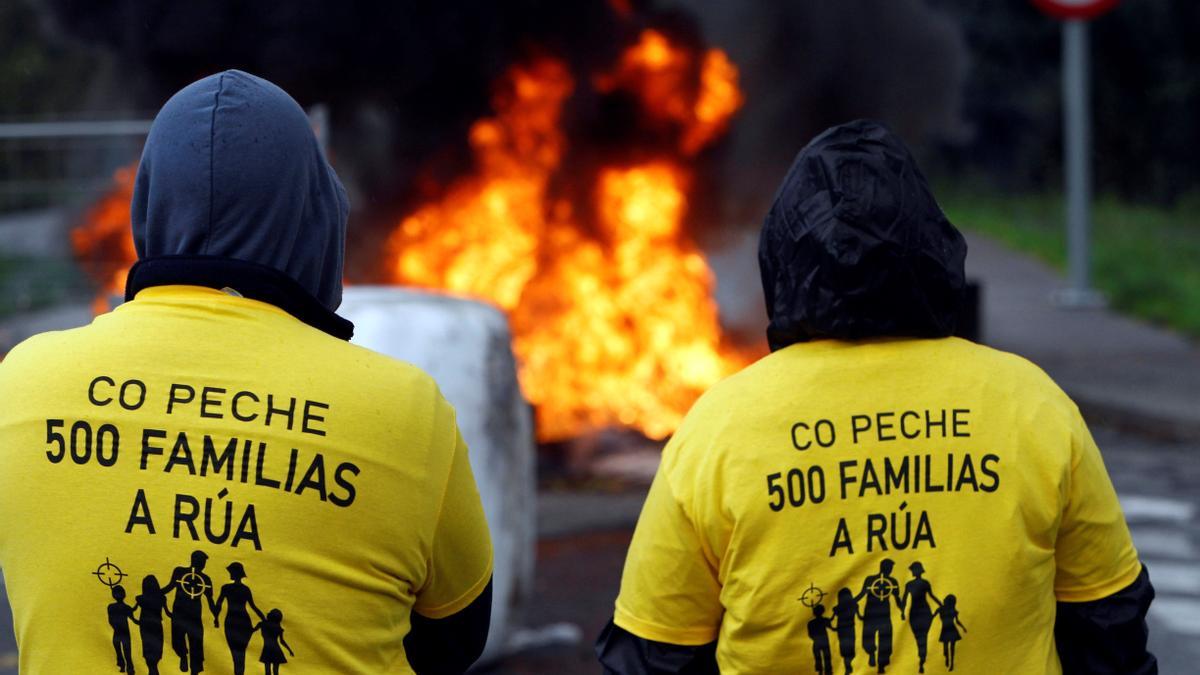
302,330 -> 443,395
0,325 -> 95,379
664,347 -> 835,466
3,326 -> 80,360
681,348 -> 781,419
939,338 -> 1075,407
937,336 -> 1047,375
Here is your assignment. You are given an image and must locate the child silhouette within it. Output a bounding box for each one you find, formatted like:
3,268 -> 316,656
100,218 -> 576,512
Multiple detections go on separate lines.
133,575 -> 172,675
937,595 -> 967,671
831,588 -> 863,674
807,603 -> 834,675
253,608 -> 295,674
107,584 -> 139,674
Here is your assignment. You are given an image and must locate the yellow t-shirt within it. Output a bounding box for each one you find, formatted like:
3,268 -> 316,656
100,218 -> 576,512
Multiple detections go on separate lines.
614,337 -> 1140,674
0,285 -> 492,673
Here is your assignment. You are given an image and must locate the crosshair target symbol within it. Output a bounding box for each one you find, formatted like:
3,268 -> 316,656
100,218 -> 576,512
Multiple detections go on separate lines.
799,583 -> 826,608
92,557 -> 126,587
179,569 -> 210,599
869,576 -> 897,600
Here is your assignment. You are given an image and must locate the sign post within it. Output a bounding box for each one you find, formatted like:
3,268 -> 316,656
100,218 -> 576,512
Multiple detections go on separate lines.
1031,0 -> 1118,307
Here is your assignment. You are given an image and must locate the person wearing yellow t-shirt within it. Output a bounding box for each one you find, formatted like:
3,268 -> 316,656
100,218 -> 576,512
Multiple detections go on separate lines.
0,70 -> 493,674
597,120 -> 1156,674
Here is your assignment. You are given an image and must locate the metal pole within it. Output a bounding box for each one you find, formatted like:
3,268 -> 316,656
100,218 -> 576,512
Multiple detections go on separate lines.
1057,19 -> 1104,308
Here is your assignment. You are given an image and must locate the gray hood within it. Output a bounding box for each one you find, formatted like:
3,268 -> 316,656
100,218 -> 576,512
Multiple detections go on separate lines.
127,69 -> 352,337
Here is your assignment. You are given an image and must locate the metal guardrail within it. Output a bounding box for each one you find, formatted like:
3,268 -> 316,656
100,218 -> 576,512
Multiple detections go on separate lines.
0,120 -> 153,139
0,110 -> 327,214
0,119 -> 150,213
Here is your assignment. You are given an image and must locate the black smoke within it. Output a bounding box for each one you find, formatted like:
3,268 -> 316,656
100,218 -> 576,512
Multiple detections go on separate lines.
678,0 -> 968,233
36,0 -> 723,273
36,0 -> 968,275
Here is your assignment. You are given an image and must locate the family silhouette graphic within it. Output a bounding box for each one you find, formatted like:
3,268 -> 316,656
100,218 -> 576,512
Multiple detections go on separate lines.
831,588 -> 863,674
255,609 -> 295,675
901,562 -> 937,673
97,553 -> 296,674
807,604 -> 835,675
805,560 -> 966,674
855,559 -> 901,672
163,551 -> 215,674
215,561 -> 267,675
134,575 -> 172,675
106,585 -> 138,674
937,595 -> 967,671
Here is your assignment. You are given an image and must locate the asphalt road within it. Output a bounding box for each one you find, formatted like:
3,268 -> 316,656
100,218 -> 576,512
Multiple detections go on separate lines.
2,426 -> 1197,674
1093,427 -> 1200,675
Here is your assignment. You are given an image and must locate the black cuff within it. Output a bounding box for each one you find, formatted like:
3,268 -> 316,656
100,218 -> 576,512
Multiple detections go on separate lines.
125,255 -> 354,340
405,578 -> 492,675
1055,564 -> 1157,675
595,618 -> 718,675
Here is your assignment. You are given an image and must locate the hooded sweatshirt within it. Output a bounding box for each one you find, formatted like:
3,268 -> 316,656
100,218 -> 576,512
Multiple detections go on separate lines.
127,69 -> 353,339
758,119 -> 966,351
0,71 -> 493,674
603,121 -> 1151,675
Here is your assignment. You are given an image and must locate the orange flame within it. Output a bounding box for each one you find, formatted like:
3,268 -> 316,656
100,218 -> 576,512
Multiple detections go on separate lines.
71,165 -> 137,314
508,161 -> 737,440
596,29 -> 744,156
686,49 -> 744,155
73,31 -> 752,442
389,59 -> 572,311
387,36 -> 748,441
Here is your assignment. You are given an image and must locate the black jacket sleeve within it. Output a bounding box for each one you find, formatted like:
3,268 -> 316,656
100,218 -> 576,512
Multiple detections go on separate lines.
404,577 -> 493,675
1055,564 -> 1157,675
595,618 -> 719,675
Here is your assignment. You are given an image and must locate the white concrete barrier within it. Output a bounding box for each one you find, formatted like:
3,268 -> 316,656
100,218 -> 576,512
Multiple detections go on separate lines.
338,286 -> 536,663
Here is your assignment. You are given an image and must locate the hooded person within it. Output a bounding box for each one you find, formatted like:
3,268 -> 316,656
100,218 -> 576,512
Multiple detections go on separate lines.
597,120 -> 1155,674
0,70 -> 493,675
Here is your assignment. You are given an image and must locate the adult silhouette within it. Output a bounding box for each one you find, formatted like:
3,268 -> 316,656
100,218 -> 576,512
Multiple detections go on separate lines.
215,562 -> 266,675
900,562 -> 941,673
134,575 -> 172,675
855,559 -> 901,673
163,550 -> 216,674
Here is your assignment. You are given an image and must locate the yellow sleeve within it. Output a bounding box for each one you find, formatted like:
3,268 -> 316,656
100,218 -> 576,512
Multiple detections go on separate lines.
1054,410 -> 1142,602
413,426 -> 494,619
613,458 -> 723,645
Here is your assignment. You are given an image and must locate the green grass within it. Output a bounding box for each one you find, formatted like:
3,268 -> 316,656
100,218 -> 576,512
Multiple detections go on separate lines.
937,188 -> 1200,339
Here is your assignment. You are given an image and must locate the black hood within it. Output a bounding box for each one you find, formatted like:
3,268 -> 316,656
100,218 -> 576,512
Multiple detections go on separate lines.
126,69 -> 353,339
758,120 -> 966,351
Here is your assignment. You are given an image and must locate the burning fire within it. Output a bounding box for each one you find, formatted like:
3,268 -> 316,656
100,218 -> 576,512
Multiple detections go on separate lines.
505,161 -> 737,440
387,31 -> 748,440
72,165 -> 137,315
73,30 -> 752,442
596,29 -> 744,156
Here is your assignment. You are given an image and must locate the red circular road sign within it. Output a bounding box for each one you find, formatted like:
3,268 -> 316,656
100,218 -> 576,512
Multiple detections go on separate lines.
1031,0 -> 1120,20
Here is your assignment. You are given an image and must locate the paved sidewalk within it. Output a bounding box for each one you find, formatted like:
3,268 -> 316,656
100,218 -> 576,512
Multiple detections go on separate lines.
965,233 -> 1200,441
